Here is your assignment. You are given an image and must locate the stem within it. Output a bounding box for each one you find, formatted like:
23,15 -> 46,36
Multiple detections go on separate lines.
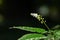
43,21 -> 50,30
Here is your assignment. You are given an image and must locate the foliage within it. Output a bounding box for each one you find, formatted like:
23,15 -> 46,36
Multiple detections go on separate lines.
12,26 -> 47,33
10,13 -> 60,40
18,33 -> 46,40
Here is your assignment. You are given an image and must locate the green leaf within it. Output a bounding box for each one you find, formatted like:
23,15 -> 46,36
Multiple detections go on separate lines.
46,34 -> 54,40
52,25 -> 60,29
11,26 -> 47,33
54,30 -> 60,40
18,33 -> 46,40
54,30 -> 60,36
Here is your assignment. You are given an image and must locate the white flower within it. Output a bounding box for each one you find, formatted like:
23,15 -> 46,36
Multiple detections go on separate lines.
30,13 -> 38,18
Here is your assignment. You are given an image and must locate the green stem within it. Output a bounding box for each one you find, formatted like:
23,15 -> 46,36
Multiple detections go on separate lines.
43,22 -> 50,30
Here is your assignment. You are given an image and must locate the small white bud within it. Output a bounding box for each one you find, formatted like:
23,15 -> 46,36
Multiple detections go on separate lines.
45,20 -> 46,22
30,13 -> 38,18
41,21 -> 44,24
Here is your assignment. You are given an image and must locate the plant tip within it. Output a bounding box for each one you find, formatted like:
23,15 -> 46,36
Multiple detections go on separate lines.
30,13 -> 38,18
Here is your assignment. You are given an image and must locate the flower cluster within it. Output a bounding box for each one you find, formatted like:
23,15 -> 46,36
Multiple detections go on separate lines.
30,13 -> 46,24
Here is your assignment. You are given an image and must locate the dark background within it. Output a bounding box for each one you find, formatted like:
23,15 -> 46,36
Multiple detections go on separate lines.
0,0 -> 60,40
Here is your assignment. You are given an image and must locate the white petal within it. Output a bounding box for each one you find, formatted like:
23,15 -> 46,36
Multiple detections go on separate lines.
30,13 -> 38,18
